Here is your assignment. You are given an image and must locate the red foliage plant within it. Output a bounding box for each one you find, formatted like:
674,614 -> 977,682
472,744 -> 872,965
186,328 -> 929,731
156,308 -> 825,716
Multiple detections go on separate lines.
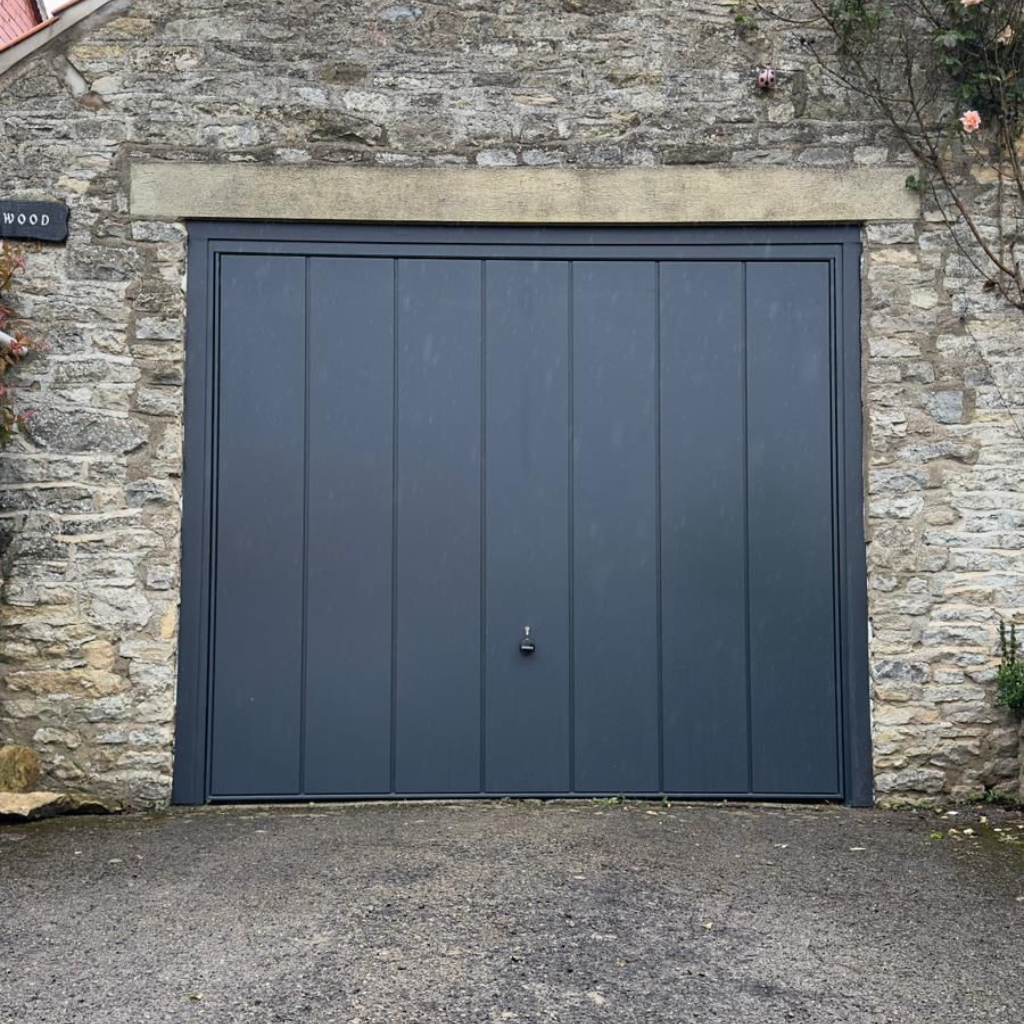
0,241 -> 41,448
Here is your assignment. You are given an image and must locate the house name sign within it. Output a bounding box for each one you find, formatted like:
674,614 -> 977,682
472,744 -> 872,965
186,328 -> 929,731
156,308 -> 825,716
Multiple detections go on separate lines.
0,200 -> 69,243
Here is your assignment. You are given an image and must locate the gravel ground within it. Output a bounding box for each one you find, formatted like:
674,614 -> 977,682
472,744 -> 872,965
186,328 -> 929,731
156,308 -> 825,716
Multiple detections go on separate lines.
1,800 -> 1022,1024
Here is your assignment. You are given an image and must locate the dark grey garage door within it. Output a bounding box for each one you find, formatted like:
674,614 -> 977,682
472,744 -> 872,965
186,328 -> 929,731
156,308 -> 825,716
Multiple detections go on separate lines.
174,226 -> 870,804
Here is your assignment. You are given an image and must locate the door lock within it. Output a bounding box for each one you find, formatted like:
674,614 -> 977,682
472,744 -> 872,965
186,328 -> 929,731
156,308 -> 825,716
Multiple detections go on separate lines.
519,626 -> 536,656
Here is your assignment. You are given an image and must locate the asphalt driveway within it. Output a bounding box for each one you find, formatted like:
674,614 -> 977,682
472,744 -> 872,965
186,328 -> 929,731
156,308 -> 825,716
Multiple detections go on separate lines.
1,801 -> 1022,1023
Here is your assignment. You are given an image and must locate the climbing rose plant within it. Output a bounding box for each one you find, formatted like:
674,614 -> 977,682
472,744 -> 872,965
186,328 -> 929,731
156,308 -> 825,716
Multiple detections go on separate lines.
0,242 -> 40,448
748,0 -> 1024,309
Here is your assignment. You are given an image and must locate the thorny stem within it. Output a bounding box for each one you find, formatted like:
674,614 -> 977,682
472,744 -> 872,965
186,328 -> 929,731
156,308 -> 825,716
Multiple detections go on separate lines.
750,0 -> 1024,304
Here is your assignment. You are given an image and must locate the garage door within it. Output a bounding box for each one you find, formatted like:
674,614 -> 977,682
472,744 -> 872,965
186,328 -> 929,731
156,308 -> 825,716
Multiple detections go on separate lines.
174,226 -> 869,803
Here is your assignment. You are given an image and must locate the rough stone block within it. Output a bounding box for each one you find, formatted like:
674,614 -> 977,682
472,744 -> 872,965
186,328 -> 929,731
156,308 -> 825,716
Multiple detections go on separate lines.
926,390 -> 966,425
0,791 -> 118,821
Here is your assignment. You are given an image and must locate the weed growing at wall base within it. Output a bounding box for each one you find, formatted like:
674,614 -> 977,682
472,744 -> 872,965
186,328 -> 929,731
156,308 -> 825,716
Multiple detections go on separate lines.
997,620 -> 1024,716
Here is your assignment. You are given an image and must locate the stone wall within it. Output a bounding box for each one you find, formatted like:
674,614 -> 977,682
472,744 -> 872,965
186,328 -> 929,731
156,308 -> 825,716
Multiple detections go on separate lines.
0,0 -> 1020,805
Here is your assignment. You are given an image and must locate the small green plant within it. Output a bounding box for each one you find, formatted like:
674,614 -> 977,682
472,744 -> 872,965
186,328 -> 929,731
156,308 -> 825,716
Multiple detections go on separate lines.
996,619 -> 1024,717
982,784 -> 1018,806
734,6 -> 758,31
905,173 -> 930,194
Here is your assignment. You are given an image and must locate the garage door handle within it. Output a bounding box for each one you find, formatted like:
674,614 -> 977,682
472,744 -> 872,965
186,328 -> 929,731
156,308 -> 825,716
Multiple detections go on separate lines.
519,627 -> 536,656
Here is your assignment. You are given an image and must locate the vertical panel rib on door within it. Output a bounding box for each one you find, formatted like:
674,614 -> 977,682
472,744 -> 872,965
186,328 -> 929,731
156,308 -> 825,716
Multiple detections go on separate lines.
572,262 -> 660,793
395,260 -> 482,793
484,261 -> 571,793
747,261 -> 840,795
660,262 -> 749,793
211,254 -> 306,796
304,258 -> 395,794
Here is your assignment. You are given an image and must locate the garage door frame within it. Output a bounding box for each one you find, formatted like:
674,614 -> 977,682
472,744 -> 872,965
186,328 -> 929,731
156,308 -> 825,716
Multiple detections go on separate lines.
172,223 -> 871,806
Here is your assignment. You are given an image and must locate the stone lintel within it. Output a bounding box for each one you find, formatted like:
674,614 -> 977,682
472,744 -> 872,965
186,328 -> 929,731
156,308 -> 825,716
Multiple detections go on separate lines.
131,163 -> 919,225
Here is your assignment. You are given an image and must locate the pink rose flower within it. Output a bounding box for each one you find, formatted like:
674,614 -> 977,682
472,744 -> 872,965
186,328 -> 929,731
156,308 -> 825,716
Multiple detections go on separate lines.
961,0 -> 984,6
998,25 -> 1014,45
960,110 -> 982,133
